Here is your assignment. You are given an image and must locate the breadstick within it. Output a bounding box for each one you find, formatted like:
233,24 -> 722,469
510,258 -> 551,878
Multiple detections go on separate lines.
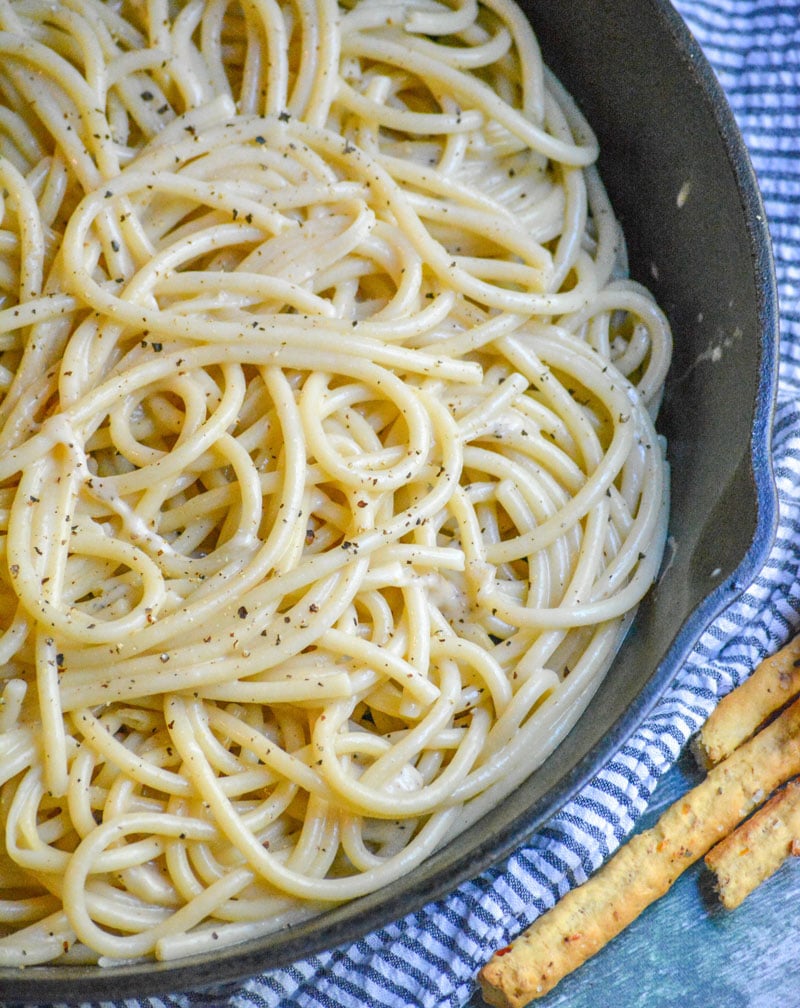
705,777 -> 800,909
694,634 -> 800,768
478,693 -> 800,1008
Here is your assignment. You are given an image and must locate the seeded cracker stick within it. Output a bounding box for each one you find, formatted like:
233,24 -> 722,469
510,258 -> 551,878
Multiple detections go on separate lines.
694,634 -> 800,768
705,777 -> 800,909
478,694 -> 800,1008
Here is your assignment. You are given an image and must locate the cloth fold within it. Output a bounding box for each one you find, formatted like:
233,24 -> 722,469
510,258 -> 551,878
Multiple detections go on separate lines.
18,2 -> 800,1006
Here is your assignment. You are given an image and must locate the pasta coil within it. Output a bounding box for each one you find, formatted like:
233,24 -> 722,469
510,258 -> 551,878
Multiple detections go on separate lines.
0,0 -> 671,965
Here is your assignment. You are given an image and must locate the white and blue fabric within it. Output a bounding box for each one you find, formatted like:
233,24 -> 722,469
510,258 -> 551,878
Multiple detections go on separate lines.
17,2 -> 800,1006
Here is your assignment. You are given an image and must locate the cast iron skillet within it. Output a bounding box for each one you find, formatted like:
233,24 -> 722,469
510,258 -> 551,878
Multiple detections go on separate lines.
3,0 -> 779,1001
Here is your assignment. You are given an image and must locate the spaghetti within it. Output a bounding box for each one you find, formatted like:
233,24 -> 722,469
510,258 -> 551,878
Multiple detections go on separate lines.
0,0 -> 671,965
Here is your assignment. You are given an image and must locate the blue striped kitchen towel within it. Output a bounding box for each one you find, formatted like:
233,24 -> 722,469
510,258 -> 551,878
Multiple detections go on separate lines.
29,2 -> 800,1007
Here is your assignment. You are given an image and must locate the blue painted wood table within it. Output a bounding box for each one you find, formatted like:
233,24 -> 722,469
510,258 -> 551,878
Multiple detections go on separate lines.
468,749 -> 800,1008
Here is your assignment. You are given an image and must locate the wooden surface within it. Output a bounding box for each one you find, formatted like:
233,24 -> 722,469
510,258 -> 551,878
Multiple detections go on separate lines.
470,748 -> 800,1008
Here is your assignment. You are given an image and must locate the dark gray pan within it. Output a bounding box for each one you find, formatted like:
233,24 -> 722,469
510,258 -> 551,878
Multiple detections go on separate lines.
3,0 -> 779,1001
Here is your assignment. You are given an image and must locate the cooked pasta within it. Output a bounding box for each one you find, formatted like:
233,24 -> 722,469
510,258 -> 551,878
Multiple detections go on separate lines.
0,0 -> 671,965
